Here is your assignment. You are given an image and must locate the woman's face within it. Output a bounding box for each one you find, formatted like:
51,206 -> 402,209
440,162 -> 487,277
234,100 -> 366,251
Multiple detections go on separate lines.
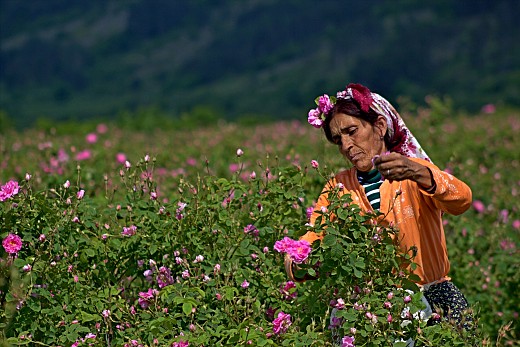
329,113 -> 387,172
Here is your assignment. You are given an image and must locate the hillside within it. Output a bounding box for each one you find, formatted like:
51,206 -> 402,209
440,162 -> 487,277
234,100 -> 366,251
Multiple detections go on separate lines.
1,0 -> 519,128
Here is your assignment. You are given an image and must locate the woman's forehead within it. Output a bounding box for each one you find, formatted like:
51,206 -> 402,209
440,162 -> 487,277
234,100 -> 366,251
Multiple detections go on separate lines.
330,113 -> 365,131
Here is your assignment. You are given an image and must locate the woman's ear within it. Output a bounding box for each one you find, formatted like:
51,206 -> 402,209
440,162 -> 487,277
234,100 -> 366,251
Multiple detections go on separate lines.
374,115 -> 388,138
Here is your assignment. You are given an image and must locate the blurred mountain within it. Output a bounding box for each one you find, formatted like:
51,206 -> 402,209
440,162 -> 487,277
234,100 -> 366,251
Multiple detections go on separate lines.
1,0 -> 519,128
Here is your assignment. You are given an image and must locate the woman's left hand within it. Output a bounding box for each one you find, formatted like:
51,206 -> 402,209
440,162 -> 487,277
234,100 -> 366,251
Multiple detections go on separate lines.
373,152 -> 434,190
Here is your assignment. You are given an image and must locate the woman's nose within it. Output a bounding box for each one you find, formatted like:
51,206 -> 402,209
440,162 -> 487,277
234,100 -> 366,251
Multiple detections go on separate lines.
341,135 -> 352,152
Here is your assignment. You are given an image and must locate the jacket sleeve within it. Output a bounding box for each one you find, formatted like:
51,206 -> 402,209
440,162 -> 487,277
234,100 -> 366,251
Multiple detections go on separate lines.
415,159 -> 472,215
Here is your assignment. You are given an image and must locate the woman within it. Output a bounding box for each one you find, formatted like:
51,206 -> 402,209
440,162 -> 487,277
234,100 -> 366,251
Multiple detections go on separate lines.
285,83 -> 473,329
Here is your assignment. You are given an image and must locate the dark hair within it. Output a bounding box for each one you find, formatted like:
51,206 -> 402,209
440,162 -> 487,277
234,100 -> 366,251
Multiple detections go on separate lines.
322,98 -> 391,147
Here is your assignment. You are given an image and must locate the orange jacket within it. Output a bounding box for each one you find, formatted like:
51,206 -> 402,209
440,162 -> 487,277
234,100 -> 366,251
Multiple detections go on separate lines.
299,158 -> 472,285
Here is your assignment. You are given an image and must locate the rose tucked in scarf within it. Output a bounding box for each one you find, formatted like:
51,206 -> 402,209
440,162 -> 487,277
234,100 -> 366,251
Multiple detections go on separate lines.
308,83 -> 431,162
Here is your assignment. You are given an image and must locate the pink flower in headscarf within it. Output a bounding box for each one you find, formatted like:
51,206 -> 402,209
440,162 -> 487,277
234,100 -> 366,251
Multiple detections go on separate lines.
2,233 -> 22,254
307,108 -> 323,128
0,180 -> 19,201
318,94 -> 334,114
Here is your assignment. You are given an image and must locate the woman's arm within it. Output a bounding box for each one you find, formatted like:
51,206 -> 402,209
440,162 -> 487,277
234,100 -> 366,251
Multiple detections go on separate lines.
374,153 -> 472,215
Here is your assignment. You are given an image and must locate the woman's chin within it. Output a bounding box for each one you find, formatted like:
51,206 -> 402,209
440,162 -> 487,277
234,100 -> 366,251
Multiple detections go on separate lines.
353,160 -> 373,172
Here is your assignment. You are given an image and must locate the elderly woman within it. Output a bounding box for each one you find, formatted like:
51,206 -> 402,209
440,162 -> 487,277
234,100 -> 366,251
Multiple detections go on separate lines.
286,83 -> 473,329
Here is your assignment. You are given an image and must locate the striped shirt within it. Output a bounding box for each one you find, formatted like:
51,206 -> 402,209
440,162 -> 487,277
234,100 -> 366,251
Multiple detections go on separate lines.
357,169 -> 383,211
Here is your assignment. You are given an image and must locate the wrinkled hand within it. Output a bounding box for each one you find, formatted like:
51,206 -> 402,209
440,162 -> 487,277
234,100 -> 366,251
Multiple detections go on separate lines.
372,152 -> 433,189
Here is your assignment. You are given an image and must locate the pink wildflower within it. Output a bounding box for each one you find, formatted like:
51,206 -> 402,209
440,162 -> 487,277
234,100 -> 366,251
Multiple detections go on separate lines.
77,189 -> 85,199
236,148 -> 244,157
241,280 -> 250,289
272,311 -> 292,335
2,234 -> 22,254
311,159 -> 319,169
0,180 -> 19,201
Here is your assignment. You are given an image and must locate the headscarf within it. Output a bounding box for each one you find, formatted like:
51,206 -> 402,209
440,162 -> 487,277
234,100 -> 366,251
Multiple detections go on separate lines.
308,83 -> 431,162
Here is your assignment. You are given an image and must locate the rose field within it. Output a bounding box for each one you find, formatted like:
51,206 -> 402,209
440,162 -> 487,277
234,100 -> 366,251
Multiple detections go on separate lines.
1,100 -> 519,346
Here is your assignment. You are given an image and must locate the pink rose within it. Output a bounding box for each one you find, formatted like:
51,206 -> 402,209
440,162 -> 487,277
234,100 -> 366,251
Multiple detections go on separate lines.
272,311 -> 291,335
2,233 -> 22,254
307,108 -> 323,128
318,94 -> 334,114
472,200 -> 486,213
0,180 -> 19,201
341,335 -> 355,347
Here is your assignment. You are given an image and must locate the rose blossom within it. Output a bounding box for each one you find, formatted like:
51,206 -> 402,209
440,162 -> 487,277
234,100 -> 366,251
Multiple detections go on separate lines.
272,311 -> 291,335
0,180 -> 19,201
274,237 -> 312,264
77,190 -> 85,200
2,234 -> 22,254
307,108 -> 323,128
341,336 -> 355,347
318,94 -> 333,113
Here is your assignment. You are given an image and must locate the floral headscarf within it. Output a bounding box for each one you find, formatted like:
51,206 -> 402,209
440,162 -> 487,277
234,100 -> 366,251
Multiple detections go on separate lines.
308,83 -> 431,162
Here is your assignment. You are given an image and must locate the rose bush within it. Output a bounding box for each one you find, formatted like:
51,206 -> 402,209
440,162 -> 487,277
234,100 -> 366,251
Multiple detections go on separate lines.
1,103 -> 519,345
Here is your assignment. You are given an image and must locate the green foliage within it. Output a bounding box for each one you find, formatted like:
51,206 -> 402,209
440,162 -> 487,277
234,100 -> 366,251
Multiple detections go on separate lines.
0,104 -> 519,346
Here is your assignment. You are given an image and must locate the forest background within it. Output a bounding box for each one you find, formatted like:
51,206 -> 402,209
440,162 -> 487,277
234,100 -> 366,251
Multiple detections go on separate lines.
1,0 -> 519,129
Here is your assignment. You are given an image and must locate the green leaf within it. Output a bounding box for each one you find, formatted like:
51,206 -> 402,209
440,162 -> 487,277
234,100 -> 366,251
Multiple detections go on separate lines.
182,302 -> 193,316
322,234 -> 336,248
80,311 -> 98,322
